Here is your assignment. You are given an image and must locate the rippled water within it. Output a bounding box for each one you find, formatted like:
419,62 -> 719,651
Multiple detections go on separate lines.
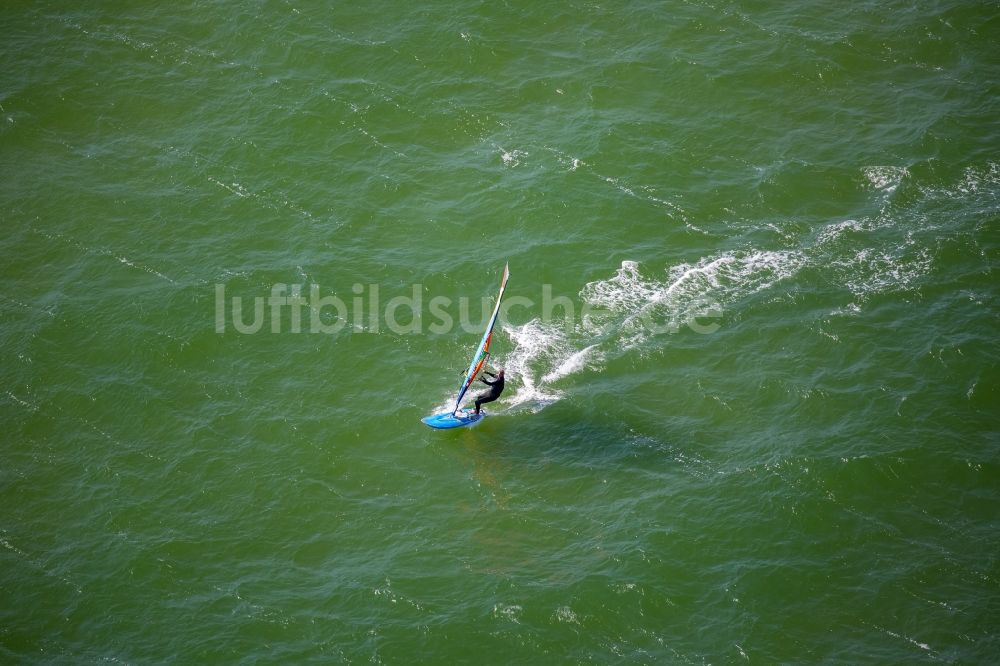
2,1 -> 999,663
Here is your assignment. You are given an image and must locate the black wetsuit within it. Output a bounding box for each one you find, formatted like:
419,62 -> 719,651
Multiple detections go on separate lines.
474,371 -> 504,413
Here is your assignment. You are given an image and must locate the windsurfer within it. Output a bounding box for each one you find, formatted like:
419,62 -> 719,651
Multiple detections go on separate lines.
473,368 -> 505,415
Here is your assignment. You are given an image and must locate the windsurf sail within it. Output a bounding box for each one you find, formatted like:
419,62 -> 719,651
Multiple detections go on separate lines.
453,262 -> 510,414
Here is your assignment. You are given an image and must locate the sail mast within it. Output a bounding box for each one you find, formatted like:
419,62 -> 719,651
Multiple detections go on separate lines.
453,263 -> 510,413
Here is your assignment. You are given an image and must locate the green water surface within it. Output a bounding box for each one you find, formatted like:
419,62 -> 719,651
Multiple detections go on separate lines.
2,1 -> 999,663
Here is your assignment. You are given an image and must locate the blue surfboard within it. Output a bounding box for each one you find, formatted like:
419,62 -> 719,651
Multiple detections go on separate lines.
421,408 -> 486,430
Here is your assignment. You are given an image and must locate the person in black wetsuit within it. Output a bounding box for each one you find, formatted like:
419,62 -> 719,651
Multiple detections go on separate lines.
473,368 -> 505,415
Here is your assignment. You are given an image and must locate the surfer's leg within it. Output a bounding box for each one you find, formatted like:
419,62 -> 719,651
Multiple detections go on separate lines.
474,391 -> 499,414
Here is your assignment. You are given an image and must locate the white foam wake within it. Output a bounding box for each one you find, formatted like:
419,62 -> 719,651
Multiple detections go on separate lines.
500,319 -> 582,412
495,249 -> 809,411
580,250 -> 807,349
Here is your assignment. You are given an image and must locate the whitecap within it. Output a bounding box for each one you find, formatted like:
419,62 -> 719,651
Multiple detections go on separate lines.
500,148 -> 527,167
862,165 -> 908,193
553,605 -> 580,624
816,218 -> 866,246
831,245 -> 933,300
